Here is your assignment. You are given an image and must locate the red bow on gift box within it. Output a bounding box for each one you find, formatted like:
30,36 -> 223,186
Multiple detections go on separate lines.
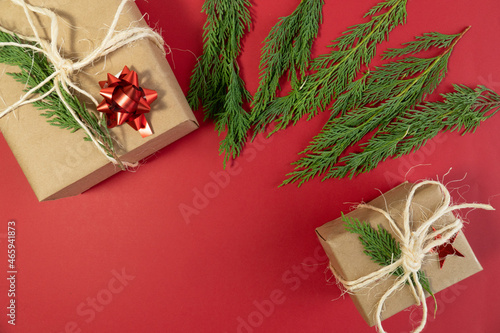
97,66 -> 157,138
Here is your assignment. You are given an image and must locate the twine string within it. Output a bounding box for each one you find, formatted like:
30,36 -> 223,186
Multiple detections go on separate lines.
330,180 -> 494,333
0,0 -> 165,166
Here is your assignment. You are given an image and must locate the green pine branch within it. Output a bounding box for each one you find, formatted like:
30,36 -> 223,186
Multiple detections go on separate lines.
250,0 -> 324,119
343,213 -> 433,298
187,0 -> 252,167
344,213 -> 401,267
0,31 -> 118,163
252,0 -> 408,134
217,64 -> 252,161
331,84 -> 500,178
283,28 -> 469,186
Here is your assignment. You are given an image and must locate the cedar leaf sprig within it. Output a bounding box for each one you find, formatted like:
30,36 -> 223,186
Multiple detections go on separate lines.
0,31 -> 118,162
283,28 -> 470,186
343,214 -> 434,298
187,0 -> 252,166
331,85 -> 500,178
250,0 -> 324,121
253,0 -> 408,134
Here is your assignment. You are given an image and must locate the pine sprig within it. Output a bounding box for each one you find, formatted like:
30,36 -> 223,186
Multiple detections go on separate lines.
187,0 -> 252,166
344,213 -> 401,267
217,65 -> 252,161
283,28 -> 469,186
253,0 -> 408,134
250,0 -> 324,118
0,31 -> 117,160
342,214 -> 433,297
332,85 -> 500,178
382,31 -> 462,59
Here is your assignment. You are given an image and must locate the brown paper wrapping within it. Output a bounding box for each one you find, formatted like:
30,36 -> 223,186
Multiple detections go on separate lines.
0,0 -> 198,201
316,182 -> 482,327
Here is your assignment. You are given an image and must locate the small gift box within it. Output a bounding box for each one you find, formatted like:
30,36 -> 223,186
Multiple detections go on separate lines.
316,181 -> 493,331
0,0 -> 198,201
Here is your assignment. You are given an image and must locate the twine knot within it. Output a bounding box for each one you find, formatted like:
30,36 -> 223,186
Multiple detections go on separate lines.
400,237 -> 424,275
0,0 -> 166,166
58,58 -> 75,77
329,180 -> 494,333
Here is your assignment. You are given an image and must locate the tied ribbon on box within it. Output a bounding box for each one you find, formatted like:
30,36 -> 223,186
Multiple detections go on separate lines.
331,180 -> 494,333
0,0 -> 165,167
97,66 -> 158,138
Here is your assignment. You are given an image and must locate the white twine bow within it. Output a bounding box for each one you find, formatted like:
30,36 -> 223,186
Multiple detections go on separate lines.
0,0 -> 165,166
331,180 -> 494,333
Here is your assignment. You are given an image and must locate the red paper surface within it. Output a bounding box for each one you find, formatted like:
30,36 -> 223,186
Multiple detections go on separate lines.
1,0 -> 499,332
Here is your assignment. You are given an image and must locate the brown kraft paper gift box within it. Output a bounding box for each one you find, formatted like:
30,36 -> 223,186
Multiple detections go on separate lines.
0,0 -> 198,201
316,182 -> 482,327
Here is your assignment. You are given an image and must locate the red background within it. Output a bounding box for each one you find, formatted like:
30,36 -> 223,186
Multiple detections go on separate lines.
1,0 -> 500,332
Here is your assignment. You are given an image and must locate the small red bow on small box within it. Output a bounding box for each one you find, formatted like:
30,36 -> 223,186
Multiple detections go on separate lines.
97,66 -> 157,138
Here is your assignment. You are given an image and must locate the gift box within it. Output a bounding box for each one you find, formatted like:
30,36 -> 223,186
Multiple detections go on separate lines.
316,182 -> 484,327
0,0 -> 198,201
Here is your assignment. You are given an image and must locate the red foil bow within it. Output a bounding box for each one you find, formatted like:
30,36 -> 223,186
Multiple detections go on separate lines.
97,66 -> 157,138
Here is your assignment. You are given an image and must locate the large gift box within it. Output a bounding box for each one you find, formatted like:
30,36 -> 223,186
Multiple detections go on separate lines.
316,182 -> 485,328
0,0 -> 198,201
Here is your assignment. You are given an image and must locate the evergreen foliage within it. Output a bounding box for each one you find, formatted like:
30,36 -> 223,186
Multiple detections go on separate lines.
250,0 -> 324,123
0,31 -> 117,162
343,213 -> 433,297
253,0 -> 409,134
188,1 -> 499,183
187,0 -> 252,166
283,28 -> 482,186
